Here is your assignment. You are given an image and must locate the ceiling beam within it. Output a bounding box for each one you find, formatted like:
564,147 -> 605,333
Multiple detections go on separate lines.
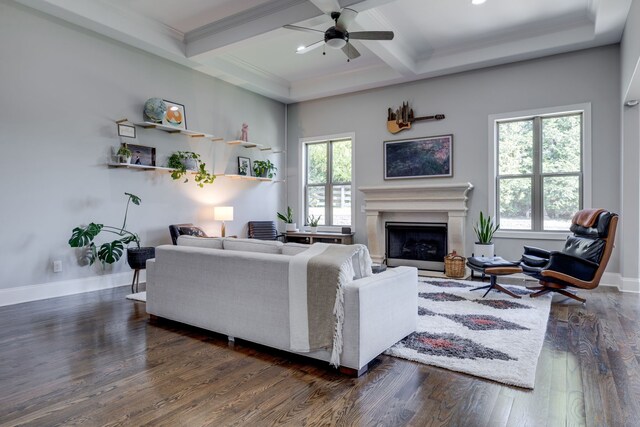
589,0 -> 633,42
351,8 -> 418,77
14,0 -> 189,64
186,0 -> 320,59
186,0 -> 397,59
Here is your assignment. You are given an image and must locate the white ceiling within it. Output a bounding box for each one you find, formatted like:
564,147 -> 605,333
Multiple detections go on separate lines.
15,0 -> 633,103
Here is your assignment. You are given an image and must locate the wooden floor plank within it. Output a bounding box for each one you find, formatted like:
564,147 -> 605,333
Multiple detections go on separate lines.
1,284 -> 639,426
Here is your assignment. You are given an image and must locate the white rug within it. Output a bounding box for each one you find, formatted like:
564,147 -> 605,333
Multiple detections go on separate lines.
126,291 -> 146,302
385,277 -> 552,389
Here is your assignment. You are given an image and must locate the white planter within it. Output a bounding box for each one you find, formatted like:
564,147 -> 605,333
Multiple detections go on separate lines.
118,155 -> 131,164
285,223 -> 297,232
473,243 -> 495,258
310,226 -> 318,233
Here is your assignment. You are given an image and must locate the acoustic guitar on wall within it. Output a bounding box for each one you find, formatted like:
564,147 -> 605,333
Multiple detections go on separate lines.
387,102 -> 445,134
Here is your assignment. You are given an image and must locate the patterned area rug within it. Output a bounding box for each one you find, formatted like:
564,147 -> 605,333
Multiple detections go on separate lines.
385,278 -> 552,389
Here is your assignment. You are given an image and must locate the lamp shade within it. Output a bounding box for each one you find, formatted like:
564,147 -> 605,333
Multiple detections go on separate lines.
213,206 -> 234,221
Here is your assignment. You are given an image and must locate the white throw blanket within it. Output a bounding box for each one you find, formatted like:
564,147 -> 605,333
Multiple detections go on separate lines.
289,243 -> 373,367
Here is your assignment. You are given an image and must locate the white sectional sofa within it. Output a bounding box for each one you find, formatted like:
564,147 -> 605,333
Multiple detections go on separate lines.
146,236 -> 418,375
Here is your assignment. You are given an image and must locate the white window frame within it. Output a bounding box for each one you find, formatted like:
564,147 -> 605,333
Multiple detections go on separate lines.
299,132 -> 355,232
488,103 -> 592,240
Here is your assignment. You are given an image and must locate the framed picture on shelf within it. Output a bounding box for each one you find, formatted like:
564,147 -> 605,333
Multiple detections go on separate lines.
127,144 -> 156,166
238,156 -> 251,176
117,123 -> 136,138
162,100 -> 186,130
384,134 -> 453,179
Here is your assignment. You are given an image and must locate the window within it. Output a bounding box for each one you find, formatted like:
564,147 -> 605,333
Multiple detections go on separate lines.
303,136 -> 353,227
491,104 -> 591,236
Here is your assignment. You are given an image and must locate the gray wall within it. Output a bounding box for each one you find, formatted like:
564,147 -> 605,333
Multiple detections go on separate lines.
619,2 -> 640,291
287,45 -> 621,273
622,0 -> 640,99
0,2 -> 285,290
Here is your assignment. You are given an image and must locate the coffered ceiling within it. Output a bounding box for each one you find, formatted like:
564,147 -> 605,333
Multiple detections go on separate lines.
15,0 -> 632,103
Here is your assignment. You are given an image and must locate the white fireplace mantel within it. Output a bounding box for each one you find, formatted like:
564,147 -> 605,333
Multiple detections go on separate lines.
359,183 -> 474,264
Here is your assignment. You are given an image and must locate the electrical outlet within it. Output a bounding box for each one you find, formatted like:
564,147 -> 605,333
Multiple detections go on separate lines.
53,260 -> 63,273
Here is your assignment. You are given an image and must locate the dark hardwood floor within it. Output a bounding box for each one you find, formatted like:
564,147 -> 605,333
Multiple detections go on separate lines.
1,281 -> 639,426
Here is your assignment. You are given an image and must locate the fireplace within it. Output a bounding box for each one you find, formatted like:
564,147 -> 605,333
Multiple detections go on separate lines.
386,222 -> 448,271
359,183 -> 473,277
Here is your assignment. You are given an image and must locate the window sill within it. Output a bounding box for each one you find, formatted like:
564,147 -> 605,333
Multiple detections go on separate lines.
494,230 -> 570,241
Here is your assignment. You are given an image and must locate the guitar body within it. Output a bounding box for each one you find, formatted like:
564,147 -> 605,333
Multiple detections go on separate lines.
387,120 -> 412,134
386,114 -> 445,134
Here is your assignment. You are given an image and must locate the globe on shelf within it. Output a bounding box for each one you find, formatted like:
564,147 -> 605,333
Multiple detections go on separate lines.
143,98 -> 166,123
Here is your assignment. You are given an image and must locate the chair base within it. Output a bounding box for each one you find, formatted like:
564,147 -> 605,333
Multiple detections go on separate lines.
470,275 -> 522,299
529,282 -> 586,303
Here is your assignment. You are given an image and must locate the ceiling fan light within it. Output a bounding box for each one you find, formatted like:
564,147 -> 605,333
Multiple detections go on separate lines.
471,0 -> 487,4
326,38 -> 347,49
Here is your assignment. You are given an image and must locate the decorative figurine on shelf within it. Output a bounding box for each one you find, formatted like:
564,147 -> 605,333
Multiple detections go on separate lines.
241,123 -> 249,142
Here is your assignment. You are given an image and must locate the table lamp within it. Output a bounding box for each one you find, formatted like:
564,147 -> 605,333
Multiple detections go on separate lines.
214,206 -> 234,237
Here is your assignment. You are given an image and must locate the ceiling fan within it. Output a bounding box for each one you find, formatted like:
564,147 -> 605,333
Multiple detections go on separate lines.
283,8 -> 394,61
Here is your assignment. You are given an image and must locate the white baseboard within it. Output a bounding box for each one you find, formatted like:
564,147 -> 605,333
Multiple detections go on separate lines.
619,275 -> 640,293
0,271 -> 146,307
600,272 -> 640,293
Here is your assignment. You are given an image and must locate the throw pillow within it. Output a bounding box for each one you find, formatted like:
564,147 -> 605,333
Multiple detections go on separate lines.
178,226 -> 207,238
223,238 -> 283,254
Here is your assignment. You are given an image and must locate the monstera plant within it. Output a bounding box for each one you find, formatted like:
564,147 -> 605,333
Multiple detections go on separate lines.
68,192 -> 154,268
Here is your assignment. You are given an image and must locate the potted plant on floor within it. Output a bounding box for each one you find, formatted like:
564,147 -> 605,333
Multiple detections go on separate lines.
68,192 -> 155,269
253,159 -> 277,179
307,214 -> 321,233
473,211 -> 499,258
167,151 -> 216,187
277,206 -> 297,232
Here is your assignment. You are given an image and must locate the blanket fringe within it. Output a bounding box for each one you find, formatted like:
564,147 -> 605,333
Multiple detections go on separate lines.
330,265 -> 350,367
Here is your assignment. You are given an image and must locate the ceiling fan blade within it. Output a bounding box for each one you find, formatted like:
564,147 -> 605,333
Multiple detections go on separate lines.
349,31 -> 394,40
283,24 -> 324,34
336,8 -> 358,31
341,43 -> 361,60
296,40 -> 325,54
310,0 -> 341,14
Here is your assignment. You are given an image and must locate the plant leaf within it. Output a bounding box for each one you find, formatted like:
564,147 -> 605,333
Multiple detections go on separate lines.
69,223 -> 103,247
125,192 -> 141,205
97,240 -> 124,265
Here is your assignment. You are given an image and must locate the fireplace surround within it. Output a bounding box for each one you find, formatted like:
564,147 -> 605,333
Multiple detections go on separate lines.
359,183 -> 474,275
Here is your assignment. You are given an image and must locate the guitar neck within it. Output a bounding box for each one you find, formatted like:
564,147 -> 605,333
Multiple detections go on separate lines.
412,114 -> 445,123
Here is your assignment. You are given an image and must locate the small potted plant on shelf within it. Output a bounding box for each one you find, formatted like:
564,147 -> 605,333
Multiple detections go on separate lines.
167,151 -> 216,188
68,192 -> 155,269
277,206 -> 297,232
253,159 -> 277,179
307,214 -> 321,233
116,143 -> 132,164
473,211 -> 499,258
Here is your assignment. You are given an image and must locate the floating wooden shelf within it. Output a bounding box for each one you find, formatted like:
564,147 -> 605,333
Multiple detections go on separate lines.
107,162 -> 199,174
226,140 -> 266,149
117,119 -> 224,142
222,174 -> 273,182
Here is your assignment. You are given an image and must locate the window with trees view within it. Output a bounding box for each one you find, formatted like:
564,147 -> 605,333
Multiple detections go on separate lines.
495,108 -> 587,232
304,137 -> 352,227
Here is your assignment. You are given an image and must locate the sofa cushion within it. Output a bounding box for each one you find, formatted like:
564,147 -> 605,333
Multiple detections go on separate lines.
282,242 -> 310,256
223,238 -> 283,254
177,235 -> 224,250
